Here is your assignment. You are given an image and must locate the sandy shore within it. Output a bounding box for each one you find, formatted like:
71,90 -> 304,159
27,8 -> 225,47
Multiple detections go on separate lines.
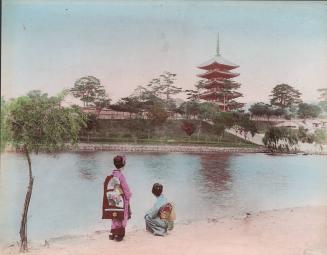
2,206 -> 327,255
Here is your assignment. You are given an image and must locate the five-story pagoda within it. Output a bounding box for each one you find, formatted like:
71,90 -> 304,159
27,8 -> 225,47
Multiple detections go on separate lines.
197,36 -> 244,111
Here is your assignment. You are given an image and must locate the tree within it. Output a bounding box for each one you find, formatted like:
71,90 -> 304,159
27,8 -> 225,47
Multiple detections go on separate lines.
2,90 -> 86,252
147,72 -> 181,109
178,101 -> 200,119
270,84 -> 302,109
297,103 -> 321,119
234,114 -> 257,140
196,102 -> 220,140
219,80 -> 243,112
111,96 -> 143,118
1,97 -> 9,151
272,107 -> 286,118
93,93 -> 111,117
314,129 -> 327,150
147,103 -> 169,129
213,122 -> 225,142
214,112 -> 237,129
185,80 -> 206,102
249,102 -> 270,117
180,121 -> 196,137
297,126 -> 314,144
198,102 -> 220,121
135,85 -> 165,110
263,127 -> 298,153
318,88 -> 327,113
70,76 -> 111,111
185,89 -> 200,102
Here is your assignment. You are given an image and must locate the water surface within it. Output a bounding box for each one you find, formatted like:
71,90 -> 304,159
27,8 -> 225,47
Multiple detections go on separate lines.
1,152 -> 326,244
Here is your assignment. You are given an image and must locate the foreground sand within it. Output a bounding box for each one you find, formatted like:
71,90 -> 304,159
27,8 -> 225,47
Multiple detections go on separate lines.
2,206 -> 327,255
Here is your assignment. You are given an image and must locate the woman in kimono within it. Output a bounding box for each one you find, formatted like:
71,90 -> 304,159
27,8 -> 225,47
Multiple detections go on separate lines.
109,155 -> 132,241
144,183 -> 174,236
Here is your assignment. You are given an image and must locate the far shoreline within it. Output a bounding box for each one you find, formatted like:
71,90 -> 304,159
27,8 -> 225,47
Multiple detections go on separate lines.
4,142 -> 327,155
67,143 -> 267,153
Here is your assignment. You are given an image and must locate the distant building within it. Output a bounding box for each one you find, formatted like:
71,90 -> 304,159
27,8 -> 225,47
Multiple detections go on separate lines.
197,35 -> 244,112
82,107 -> 143,119
81,107 -> 182,120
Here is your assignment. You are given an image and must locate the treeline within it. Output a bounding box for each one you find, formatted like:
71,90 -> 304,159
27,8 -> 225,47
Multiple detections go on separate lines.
69,74 -> 327,122
249,84 -> 327,119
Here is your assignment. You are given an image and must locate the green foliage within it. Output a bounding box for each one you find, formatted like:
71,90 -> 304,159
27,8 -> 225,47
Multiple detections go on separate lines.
249,102 -> 288,119
235,114 -> 258,139
185,80 -> 206,101
214,112 -> 236,128
84,113 -> 98,131
1,97 -> 9,152
179,101 -> 200,118
213,112 -> 257,140
319,101 -> 327,113
4,90 -> 87,152
147,72 -> 181,109
297,103 -> 321,119
318,88 -> 327,113
314,129 -> 327,146
249,102 -> 272,117
263,127 -> 298,152
213,122 -> 225,140
270,84 -> 302,109
80,119 -> 255,147
147,103 -> 169,127
111,96 -> 143,115
198,102 -> 220,121
71,76 -> 110,108
296,126 -> 315,144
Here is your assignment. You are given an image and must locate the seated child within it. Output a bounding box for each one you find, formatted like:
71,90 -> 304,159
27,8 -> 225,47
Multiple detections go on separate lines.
144,183 -> 175,236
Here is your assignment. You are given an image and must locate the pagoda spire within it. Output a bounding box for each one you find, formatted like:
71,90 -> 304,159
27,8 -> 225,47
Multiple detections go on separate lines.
216,33 -> 220,56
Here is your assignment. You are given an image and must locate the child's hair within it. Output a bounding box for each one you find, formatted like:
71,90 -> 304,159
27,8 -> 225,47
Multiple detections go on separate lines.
152,183 -> 163,197
113,155 -> 125,169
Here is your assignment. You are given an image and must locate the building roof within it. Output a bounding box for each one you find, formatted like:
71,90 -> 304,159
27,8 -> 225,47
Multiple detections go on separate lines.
199,91 -> 242,100
198,55 -> 239,70
203,80 -> 241,89
197,69 -> 239,79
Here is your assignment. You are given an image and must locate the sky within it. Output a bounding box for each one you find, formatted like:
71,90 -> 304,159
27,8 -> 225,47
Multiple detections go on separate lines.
2,0 -> 327,105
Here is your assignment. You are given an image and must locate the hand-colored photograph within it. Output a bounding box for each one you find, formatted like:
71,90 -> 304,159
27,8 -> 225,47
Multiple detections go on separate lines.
1,1 -> 327,254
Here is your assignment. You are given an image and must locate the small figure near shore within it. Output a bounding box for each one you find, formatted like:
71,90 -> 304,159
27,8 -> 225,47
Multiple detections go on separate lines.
102,155 -> 132,241
144,183 -> 175,236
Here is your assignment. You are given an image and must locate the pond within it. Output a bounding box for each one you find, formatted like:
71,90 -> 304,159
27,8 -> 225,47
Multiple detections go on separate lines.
1,152 -> 327,244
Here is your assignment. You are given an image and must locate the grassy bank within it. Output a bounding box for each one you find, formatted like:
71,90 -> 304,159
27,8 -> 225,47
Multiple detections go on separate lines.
81,119 -> 258,148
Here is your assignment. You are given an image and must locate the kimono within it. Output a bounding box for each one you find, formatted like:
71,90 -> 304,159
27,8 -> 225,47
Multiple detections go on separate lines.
110,169 -> 132,237
144,194 -> 172,236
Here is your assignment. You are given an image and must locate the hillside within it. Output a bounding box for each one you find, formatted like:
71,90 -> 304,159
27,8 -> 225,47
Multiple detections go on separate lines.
80,119 -> 258,148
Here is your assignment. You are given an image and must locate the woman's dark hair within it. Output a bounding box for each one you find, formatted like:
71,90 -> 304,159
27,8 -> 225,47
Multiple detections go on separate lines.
152,183 -> 163,197
113,155 -> 125,169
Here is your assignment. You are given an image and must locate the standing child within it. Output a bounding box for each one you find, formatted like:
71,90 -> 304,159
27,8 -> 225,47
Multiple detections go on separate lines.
102,155 -> 132,241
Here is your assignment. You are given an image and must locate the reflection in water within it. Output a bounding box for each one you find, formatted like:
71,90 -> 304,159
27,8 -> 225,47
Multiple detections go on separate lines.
199,153 -> 232,192
75,152 -> 99,181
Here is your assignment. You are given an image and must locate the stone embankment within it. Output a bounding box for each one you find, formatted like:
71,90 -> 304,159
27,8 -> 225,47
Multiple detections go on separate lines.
66,143 -> 267,153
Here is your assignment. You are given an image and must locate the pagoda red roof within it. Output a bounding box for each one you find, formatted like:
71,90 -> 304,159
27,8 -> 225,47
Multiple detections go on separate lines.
197,69 -> 239,79
203,80 -> 241,89
198,55 -> 239,70
199,91 -> 242,101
